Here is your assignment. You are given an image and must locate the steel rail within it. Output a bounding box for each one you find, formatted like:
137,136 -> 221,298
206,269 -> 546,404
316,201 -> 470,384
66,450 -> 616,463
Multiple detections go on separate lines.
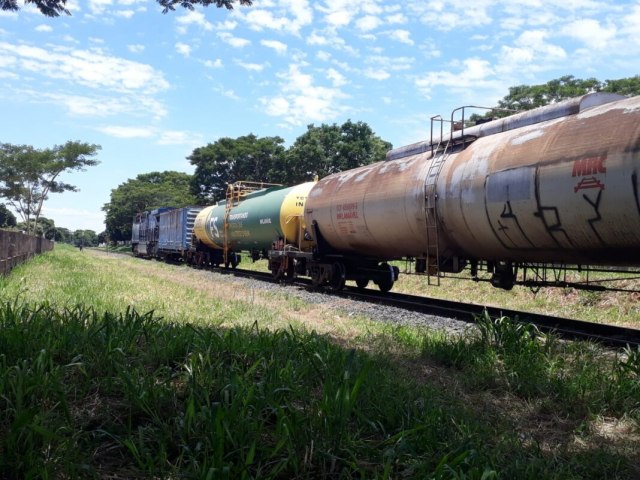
204,266 -> 640,348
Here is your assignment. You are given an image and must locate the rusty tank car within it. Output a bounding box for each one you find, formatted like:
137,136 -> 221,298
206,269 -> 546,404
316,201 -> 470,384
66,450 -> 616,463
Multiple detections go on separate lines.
293,93 -> 640,291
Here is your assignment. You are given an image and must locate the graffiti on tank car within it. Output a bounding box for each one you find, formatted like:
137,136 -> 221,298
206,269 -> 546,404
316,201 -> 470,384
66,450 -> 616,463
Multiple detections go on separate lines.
491,201 -> 535,249
631,171 -> 640,216
573,155 -> 606,192
336,202 -> 359,220
583,190 -> 605,244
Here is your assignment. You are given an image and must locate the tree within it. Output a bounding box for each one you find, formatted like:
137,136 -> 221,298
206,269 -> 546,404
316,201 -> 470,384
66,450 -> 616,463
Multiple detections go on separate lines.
0,141 -> 100,235
189,134 -> 286,204
471,75 -> 640,122
56,227 -> 72,243
1,0 -> 251,17
73,229 -> 98,247
283,120 -> 392,184
103,171 -> 198,242
0,203 -> 17,229
17,216 -> 57,239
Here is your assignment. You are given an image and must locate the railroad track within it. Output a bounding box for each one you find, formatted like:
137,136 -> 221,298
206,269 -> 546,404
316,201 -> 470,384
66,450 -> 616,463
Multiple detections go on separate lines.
222,267 -> 640,348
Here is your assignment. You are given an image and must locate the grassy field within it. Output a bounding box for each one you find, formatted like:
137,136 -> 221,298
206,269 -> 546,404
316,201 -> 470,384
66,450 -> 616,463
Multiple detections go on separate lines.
1,244 -> 639,479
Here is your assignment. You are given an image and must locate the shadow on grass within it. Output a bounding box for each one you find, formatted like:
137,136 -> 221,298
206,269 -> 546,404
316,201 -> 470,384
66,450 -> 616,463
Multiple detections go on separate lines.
0,303 -> 638,479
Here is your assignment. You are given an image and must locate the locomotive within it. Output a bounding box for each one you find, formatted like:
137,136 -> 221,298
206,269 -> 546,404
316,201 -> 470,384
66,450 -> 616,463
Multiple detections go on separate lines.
132,92 -> 640,292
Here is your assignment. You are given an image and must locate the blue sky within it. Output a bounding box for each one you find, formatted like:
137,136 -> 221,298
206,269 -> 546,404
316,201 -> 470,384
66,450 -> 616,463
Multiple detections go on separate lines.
1,0 -> 639,233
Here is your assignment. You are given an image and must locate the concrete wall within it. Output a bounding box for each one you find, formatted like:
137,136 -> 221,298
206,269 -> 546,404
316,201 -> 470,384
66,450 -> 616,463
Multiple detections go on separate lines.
0,230 -> 54,275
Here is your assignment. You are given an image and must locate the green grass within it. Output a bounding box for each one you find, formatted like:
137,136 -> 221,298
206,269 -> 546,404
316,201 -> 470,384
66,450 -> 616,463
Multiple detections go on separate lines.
1,245 -> 639,478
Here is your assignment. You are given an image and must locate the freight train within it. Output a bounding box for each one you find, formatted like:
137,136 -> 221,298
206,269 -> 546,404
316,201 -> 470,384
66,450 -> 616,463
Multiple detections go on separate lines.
132,93 -> 640,292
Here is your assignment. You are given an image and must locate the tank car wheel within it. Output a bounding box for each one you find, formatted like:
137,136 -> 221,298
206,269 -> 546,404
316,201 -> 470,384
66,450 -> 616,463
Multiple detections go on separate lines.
330,262 -> 346,291
376,263 -> 395,293
355,278 -> 369,289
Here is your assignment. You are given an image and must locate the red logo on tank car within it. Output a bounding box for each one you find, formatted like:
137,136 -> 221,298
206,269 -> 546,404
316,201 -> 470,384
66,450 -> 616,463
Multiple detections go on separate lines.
572,155 -> 606,192
572,156 -> 606,177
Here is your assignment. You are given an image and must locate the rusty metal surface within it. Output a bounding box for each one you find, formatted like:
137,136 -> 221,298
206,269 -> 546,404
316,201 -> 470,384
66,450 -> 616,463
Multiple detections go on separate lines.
307,95 -> 640,267
438,95 -> 640,265
305,156 -> 435,258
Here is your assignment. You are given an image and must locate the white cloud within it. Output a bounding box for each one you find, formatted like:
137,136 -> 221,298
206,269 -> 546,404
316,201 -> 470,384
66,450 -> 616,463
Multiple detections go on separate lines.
363,68 -> 390,81
415,57 -> 497,98
214,87 -> 240,100
35,24 -> 53,32
387,13 -> 406,24
88,0 -> 112,16
176,10 -> 213,33
497,29 -> 567,75
316,50 -> 331,61
175,42 -> 191,57
356,15 -> 382,32
157,130 -> 203,146
407,0 -> 492,31
241,0 -> 312,35
115,9 -> 134,18
561,19 -> 617,50
261,39 -> 288,54
29,91 -> 165,118
218,32 -> 250,48
235,60 -> 265,71
260,63 -> 348,126
318,0 -> 387,27
388,29 -> 414,45
97,125 -> 201,146
0,42 -> 169,94
326,67 -> 347,86
98,125 -> 154,138
307,30 -> 329,46
127,44 -> 144,53
203,58 -> 223,68
366,55 -> 414,71
216,19 -> 237,31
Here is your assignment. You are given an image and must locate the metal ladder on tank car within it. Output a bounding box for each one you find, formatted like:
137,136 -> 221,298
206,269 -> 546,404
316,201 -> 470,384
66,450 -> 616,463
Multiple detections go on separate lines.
424,115 -> 453,286
424,107 -> 491,284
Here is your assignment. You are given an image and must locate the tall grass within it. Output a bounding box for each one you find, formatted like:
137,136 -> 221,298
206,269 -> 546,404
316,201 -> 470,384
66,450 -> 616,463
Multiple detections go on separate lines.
0,246 -> 639,478
421,313 -> 640,416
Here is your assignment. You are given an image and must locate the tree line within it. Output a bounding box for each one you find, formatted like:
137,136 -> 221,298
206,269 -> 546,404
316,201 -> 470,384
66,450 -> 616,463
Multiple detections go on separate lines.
104,120 -> 392,241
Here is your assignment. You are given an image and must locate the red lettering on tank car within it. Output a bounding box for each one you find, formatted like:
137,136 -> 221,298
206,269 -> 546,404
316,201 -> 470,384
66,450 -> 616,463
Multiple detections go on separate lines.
574,177 -> 605,193
572,156 -> 606,177
336,202 -> 359,220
